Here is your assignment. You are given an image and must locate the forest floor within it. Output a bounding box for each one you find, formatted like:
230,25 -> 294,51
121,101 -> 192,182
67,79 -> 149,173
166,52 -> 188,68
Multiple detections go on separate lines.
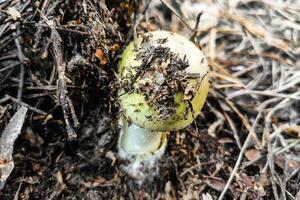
0,0 -> 300,199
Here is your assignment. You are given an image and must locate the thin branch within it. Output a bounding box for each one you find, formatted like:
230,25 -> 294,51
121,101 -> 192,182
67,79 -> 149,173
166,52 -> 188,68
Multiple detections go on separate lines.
218,112 -> 262,200
160,0 -> 193,32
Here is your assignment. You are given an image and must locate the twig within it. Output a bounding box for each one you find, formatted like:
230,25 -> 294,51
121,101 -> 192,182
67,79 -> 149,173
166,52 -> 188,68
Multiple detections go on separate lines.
224,112 -> 242,149
262,91 -> 299,147
207,103 -> 225,137
275,140 -> 300,156
227,90 -> 300,100
217,112 -> 262,200
0,62 -> 20,73
0,54 -> 17,61
124,0 -> 151,46
268,154 -> 280,200
190,12 -> 203,41
0,106 -> 27,190
225,99 -> 261,148
46,17 -> 78,140
12,24 -> 25,101
160,0 -> 193,32
4,95 -> 47,115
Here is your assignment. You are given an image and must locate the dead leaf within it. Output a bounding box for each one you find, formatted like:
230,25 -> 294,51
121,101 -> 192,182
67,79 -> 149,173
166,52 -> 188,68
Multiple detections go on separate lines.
245,148 -> 261,162
239,173 -> 253,188
274,154 -> 300,172
95,49 -> 107,65
110,44 -> 120,52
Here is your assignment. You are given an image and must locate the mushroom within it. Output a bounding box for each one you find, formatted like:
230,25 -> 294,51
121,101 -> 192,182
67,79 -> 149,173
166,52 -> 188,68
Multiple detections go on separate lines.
118,30 -> 209,161
118,117 -> 168,161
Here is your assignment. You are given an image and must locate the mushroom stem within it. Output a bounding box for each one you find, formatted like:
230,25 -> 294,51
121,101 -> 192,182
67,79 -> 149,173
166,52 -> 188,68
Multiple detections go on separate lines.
118,118 -> 168,161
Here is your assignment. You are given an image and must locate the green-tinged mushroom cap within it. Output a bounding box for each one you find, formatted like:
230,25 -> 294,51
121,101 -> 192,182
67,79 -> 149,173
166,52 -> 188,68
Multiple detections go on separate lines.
118,30 -> 209,131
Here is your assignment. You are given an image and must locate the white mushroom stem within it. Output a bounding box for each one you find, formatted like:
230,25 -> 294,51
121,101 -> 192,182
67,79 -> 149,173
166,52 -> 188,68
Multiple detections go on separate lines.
118,118 -> 168,161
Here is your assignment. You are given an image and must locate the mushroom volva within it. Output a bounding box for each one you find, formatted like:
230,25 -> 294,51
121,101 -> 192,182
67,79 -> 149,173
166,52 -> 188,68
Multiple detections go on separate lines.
118,30 -> 209,160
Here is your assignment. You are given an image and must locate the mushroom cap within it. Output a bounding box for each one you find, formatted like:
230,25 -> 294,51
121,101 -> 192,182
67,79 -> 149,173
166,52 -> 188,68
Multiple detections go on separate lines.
118,30 -> 209,131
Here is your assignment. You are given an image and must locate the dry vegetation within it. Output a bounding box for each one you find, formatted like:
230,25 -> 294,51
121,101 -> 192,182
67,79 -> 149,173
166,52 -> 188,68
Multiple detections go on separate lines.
0,0 -> 299,199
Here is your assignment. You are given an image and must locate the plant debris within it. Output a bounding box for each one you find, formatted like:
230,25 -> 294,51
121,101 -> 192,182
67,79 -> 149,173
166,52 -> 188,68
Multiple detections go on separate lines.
0,106 -> 27,190
0,0 -> 299,199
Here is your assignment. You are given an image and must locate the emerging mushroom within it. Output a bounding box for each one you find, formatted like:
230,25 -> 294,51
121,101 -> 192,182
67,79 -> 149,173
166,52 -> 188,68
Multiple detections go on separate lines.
118,30 -> 209,161
118,117 -> 168,161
